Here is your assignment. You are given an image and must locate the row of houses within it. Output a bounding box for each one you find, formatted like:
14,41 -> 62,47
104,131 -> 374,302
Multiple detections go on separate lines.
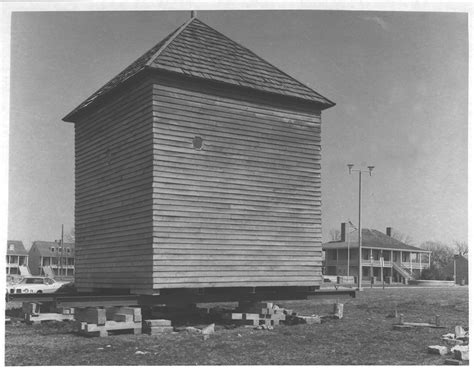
6,240 -> 75,278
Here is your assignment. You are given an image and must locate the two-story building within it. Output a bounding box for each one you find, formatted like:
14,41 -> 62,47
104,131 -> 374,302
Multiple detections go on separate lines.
6,240 -> 29,276
323,223 -> 431,283
28,241 -> 75,278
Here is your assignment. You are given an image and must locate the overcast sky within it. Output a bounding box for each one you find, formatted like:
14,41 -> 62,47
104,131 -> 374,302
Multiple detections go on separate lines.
4,8 -> 468,249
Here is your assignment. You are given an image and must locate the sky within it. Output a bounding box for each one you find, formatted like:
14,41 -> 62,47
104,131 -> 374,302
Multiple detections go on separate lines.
2,6 -> 469,249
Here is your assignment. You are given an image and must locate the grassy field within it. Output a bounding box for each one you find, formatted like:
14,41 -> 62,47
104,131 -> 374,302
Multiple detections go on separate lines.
5,286 -> 468,365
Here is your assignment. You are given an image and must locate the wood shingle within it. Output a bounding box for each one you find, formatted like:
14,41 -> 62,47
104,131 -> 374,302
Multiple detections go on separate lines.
64,17 -> 334,123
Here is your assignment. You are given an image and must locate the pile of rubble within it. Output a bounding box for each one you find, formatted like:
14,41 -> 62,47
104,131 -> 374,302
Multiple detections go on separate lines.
222,301 -> 343,330
428,325 -> 469,365
13,301 -> 344,338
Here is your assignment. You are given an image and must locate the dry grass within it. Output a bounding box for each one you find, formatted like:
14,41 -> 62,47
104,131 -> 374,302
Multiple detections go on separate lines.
5,286 -> 468,366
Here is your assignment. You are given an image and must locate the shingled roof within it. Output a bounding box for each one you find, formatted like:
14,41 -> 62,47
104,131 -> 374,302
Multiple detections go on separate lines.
63,16 -> 334,122
30,241 -> 75,257
6,240 -> 28,256
322,229 -> 429,253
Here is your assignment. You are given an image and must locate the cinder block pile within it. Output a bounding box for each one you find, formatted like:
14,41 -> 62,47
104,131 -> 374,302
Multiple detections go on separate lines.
22,302 -> 75,324
427,326 -> 469,365
224,302 -> 287,327
143,319 -> 174,335
75,306 -> 142,337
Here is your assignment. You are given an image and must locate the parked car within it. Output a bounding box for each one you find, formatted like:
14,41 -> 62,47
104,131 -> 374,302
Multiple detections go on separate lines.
6,277 -> 69,294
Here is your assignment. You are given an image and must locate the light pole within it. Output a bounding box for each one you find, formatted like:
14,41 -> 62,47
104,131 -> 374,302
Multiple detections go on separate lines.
346,221 -> 357,278
347,164 -> 375,291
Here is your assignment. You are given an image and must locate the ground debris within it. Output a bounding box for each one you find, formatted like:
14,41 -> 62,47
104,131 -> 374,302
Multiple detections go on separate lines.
444,358 -> 469,365
254,325 -> 274,330
134,351 -> 149,355
427,345 -> 449,356
202,323 -> 215,340
452,345 -> 469,361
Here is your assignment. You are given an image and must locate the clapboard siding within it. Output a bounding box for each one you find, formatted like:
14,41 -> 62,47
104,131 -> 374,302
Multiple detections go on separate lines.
151,75 -> 323,289
74,79 -> 154,292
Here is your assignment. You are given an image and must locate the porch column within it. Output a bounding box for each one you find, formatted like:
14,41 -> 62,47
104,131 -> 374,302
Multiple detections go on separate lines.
390,250 -> 394,281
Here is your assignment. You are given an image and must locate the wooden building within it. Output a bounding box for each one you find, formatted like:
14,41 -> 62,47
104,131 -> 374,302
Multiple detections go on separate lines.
6,240 -> 29,276
28,241 -> 75,278
323,224 -> 431,283
63,16 -> 334,295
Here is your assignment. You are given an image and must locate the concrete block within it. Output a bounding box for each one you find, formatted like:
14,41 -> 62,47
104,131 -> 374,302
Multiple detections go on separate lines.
147,326 -> 174,335
107,307 -> 141,321
237,319 -> 259,326
455,326 -> 467,338
243,313 -> 260,320
145,319 -> 172,327
201,323 -> 215,335
113,313 -> 133,323
452,345 -> 469,361
333,303 -> 344,319
298,315 -> 321,325
22,302 -> 40,315
428,345 -> 449,356
75,308 -> 106,325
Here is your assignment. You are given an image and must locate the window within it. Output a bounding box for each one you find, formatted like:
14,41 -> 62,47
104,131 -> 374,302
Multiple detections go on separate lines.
44,278 -> 53,285
326,249 -> 337,260
51,247 -> 55,253
25,278 -> 45,284
338,249 -> 348,260
67,248 -> 70,253
9,244 -> 14,251
362,249 -> 370,260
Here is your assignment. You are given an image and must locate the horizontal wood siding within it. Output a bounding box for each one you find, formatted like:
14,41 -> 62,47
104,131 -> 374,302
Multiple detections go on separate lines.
74,80 -> 154,293
152,76 -> 323,289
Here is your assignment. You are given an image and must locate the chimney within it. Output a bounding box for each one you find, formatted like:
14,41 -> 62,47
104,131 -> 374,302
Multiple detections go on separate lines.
386,227 -> 392,237
191,10 -> 197,18
340,223 -> 346,242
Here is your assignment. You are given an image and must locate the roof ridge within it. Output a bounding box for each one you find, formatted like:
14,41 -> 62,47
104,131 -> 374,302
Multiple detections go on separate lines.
145,17 -> 196,68
187,19 -> 335,107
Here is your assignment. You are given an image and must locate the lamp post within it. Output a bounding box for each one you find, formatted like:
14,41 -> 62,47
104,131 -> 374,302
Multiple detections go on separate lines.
346,221 -> 357,278
347,164 -> 375,291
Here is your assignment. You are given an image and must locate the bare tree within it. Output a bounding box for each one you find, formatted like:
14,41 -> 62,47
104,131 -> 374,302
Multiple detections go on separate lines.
419,241 -> 455,280
329,229 -> 341,241
65,227 -> 75,243
454,240 -> 468,256
391,229 -> 414,245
